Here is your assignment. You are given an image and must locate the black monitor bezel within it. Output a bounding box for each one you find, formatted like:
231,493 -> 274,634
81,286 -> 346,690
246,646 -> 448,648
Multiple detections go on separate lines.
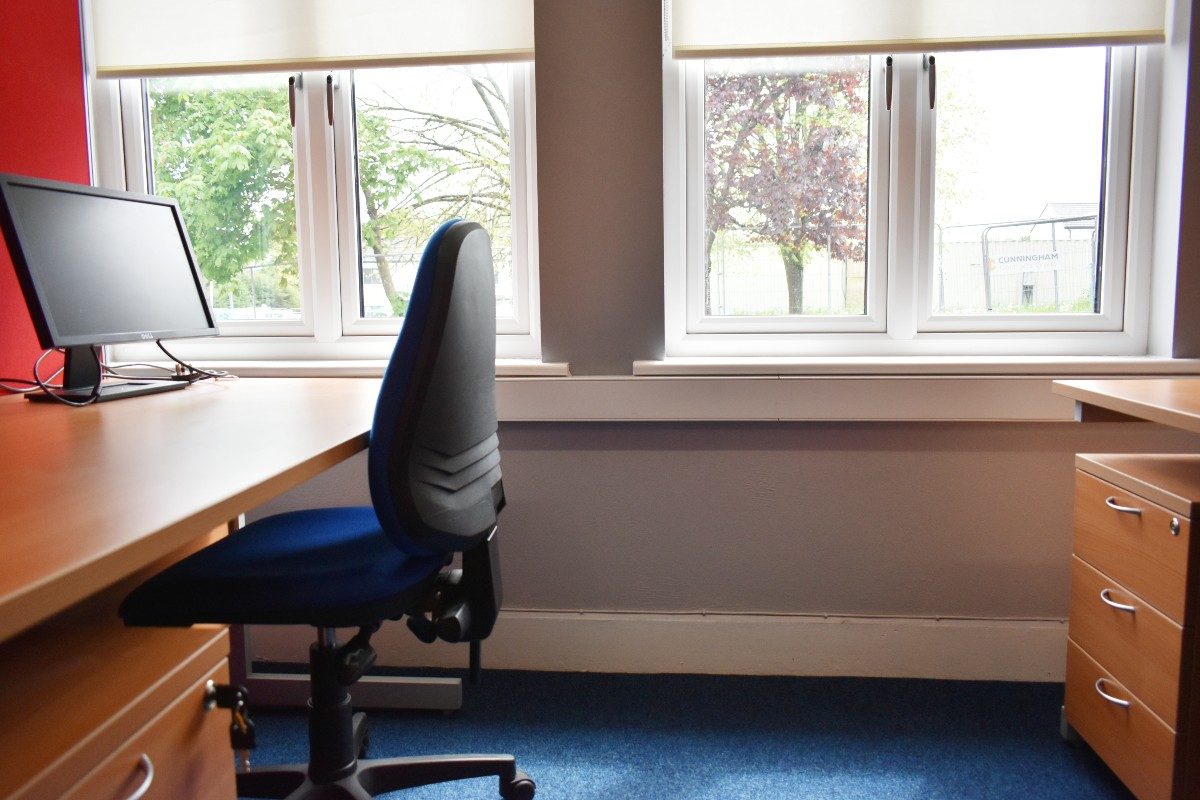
0,173 -> 219,349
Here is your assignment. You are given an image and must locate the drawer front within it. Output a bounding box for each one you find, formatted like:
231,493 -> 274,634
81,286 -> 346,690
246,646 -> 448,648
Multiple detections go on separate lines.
1068,557 -> 1184,728
1074,471 -> 1191,625
1065,641 -> 1177,800
62,660 -> 236,800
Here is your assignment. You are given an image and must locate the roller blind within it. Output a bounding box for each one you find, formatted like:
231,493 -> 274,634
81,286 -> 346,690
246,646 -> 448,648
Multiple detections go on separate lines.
90,0 -> 535,78
669,0 -> 1167,59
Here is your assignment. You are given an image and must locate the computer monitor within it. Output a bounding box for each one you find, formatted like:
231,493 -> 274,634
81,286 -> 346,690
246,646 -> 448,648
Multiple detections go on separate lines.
0,174 -> 218,401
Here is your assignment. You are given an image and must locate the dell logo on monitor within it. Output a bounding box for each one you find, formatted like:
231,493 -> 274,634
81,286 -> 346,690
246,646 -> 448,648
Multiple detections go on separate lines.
139,332 -> 154,340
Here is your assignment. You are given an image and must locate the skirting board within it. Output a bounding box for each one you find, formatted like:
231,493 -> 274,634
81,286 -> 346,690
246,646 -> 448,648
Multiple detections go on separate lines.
250,611 -> 1070,683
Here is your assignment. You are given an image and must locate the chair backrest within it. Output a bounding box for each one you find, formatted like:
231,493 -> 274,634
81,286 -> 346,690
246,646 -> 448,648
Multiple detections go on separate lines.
368,220 -> 503,557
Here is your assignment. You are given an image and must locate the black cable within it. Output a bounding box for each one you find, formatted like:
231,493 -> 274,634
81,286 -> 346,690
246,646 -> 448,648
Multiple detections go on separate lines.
155,340 -> 230,381
34,348 -> 101,406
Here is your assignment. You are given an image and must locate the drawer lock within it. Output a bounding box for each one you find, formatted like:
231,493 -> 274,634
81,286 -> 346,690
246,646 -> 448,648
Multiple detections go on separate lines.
1170,517 -> 1181,536
203,681 -> 256,771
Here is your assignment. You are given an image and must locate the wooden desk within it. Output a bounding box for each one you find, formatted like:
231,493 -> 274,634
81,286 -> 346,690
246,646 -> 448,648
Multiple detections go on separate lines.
0,378 -> 378,799
1053,378 -> 1200,799
1053,378 -> 1200,434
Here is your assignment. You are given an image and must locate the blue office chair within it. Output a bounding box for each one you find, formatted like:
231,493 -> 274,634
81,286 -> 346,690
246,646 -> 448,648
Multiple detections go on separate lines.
120,220 -> 534,800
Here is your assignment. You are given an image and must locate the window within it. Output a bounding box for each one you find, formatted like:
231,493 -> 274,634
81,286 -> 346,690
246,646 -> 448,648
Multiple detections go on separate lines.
87,0 -> 538,360
340,63 -> 536,338
664,1 -> 1162,358
702,56 -> 873,322
108,64 -> 540,357
930,49 -> 1112,321
104,65 -> 538,358
144,74 -> 299,326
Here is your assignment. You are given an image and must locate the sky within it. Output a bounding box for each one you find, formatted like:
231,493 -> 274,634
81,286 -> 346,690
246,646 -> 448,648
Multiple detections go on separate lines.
935,46 -> 1109,239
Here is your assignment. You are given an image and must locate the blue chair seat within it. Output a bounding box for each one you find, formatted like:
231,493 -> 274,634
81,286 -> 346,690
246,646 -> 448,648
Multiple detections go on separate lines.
120,507 -> 449,627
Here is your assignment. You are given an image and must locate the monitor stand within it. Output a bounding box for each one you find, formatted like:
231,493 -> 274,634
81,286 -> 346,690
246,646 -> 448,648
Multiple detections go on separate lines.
26,345 -> 186,403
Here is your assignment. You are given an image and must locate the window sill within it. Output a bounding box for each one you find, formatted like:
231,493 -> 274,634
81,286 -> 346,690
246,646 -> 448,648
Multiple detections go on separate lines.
127,358 -> 1200,423
493,357 -> 1200,422
633,356 -> 1200,377
181,359 -> 571,378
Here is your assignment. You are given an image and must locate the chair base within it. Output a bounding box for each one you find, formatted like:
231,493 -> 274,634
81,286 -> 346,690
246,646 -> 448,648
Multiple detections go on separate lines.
236,754 -> 535,799
239,635 -> 535,800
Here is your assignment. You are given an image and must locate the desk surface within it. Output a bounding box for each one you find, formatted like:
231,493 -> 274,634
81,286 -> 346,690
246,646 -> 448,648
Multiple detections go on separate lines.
1053,378 -> 1200,434
0,377 -> 379,641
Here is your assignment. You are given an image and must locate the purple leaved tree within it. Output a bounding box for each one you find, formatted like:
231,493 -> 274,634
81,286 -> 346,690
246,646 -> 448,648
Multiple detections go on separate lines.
704,60 -> 869,314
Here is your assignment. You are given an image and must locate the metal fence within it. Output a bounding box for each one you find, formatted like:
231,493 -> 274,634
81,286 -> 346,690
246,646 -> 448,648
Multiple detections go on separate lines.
936,216 -> 1099,314
706,215 -> 1099,317
709,252 -> 864,316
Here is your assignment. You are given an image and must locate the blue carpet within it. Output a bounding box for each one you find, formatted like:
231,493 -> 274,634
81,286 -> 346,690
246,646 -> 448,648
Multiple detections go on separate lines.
242,671 -> 1133,799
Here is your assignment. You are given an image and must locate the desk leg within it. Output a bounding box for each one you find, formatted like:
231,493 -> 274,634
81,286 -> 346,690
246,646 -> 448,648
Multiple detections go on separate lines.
229,624 -> 463,711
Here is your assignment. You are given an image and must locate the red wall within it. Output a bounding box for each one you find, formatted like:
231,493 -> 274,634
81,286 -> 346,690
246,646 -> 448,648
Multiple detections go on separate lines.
0,1 -> 90,382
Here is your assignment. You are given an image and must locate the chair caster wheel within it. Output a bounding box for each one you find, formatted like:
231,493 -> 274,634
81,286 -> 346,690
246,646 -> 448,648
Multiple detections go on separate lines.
501,771 -> 535,800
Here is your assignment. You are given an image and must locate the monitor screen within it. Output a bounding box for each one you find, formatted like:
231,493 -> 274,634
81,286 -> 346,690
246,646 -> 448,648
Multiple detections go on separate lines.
0,174 -> 218,348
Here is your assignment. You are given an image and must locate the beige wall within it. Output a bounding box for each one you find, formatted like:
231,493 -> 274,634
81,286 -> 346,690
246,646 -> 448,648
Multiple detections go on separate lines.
251,419 -> 1200,679
535,0 -> 664,374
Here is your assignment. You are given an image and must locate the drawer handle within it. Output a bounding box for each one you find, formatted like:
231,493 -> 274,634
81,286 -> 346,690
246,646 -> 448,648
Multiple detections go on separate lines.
1099,588 -> 1137,613
1104,496 -> 1142,515
1094,678 -> 1132,709
1104,497 -> 1142,515
124,754 -> 154,800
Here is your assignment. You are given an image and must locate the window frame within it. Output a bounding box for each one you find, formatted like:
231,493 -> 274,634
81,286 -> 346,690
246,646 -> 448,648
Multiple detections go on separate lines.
678,55 -> 891,335
332,64 -> 539,339
95,63 -> 542,362
663,45 -> 1159,358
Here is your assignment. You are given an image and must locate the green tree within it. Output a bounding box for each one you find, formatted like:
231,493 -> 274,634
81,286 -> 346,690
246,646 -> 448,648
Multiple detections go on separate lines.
354,108 -> 441,316
354,67 -> 512,315
148,79 -> 297,308
148,68 -> 511,319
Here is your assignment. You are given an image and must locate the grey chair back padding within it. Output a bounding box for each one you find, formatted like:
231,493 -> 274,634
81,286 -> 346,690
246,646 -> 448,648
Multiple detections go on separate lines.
369,220 -> 503,556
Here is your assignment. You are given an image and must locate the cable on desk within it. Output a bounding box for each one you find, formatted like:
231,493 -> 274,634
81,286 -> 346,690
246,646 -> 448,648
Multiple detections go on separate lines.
155,341 -> 233,382
33,348 -> 101,406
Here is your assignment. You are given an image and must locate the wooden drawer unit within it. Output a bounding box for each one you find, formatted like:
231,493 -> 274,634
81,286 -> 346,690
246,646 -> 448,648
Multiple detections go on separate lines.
0,524 -> 236,800
1074,468 -> 1191,624
1069,557 -> 1183,726
1065,454 -> 1200,800
1066,641 -> 1177,800
62,661 -> 235,800
0,621 -> 232,800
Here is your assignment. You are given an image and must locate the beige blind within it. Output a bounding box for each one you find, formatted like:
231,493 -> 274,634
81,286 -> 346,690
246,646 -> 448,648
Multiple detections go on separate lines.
670,0 -> 1167,59
90,0 -> 535,78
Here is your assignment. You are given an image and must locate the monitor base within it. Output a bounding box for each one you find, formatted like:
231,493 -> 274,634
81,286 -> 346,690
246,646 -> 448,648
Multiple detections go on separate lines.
27,379 -> 187,403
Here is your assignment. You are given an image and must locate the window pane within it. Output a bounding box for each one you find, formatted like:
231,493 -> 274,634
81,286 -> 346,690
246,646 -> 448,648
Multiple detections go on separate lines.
933,48 -> 1108,316
353,64 -> 514,320
703,56 -> 870,317
145,74 -> 299,323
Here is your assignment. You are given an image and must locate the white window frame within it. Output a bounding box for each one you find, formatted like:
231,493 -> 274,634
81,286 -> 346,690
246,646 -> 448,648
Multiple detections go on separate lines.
663,46 -> 1160,358
333,64 -> 539,340
94,63 -> 542,363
